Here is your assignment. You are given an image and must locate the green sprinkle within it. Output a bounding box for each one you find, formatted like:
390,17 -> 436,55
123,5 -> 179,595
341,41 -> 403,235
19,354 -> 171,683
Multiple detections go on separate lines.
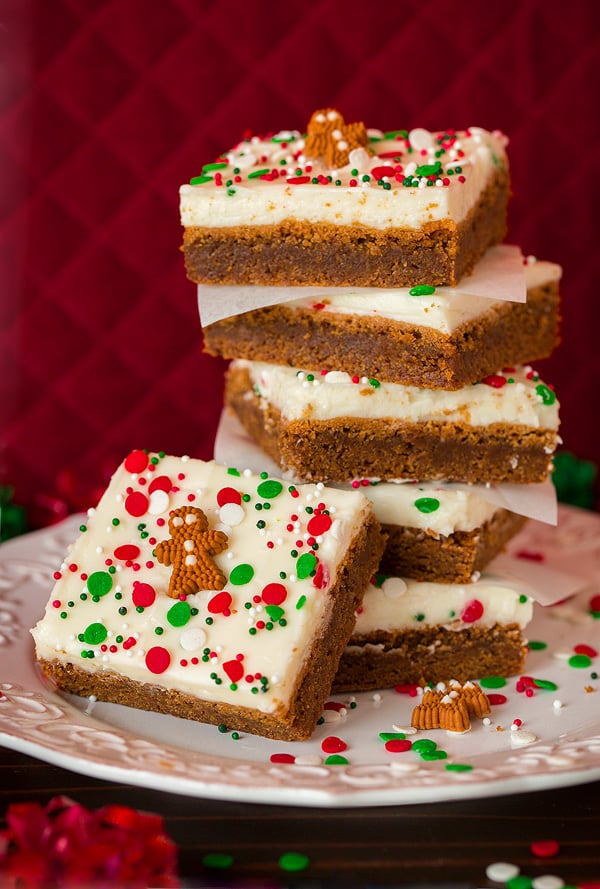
480,675 -> 506,689
420,750 -> 448,761
248,168 -> 270,178
257,479 -> 283,499
265,605 -> 284,622
296,595 -> 307,610
83,623 -> 107,645
279,852 -> 310,873
167,600 -> 191,627
411,738 -> 437,752
536,383 -> 556,405
569,654 -> 592,669
506,876 -> 533,889
79,525 -> 87,533
324,754 -> 349,765
445,763 -> 473,772
227,467 -> 241,476
86,571 -> 112,598
379,732 -> 406,741
409,285 -> 436,296
533,678 -> 558,691
528,640 -> 547,651
415,161 -> 442,177
190,175 -> 212,185
414,497 -> 440,514
202,853 -> 234,870
202,162 -> 227,172
296,552 -> 317,579
229,564 -> 254,585
369,378 -> 381,388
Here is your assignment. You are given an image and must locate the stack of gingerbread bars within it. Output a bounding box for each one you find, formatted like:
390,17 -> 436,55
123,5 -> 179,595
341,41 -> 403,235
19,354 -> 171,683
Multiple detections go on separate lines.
180,109 -> 562,692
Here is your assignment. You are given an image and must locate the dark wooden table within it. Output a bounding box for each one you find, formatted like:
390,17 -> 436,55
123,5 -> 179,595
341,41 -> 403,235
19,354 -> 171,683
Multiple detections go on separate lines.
2,746 -> 599,887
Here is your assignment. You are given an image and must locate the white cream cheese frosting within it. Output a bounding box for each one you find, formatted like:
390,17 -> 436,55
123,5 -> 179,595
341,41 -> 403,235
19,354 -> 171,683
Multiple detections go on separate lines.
180,124 -> 508,231
283,259 -> 561,335
351,572 -> 534,637
239,360 -> 560,430
31,452 -> 373,715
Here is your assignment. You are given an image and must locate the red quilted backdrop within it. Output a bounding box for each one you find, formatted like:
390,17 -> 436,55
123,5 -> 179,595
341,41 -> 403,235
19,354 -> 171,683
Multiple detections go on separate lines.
2,0 -> 600,526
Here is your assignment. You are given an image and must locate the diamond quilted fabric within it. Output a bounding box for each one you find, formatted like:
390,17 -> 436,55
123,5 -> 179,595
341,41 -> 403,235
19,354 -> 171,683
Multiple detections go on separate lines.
2,0 -> 600,525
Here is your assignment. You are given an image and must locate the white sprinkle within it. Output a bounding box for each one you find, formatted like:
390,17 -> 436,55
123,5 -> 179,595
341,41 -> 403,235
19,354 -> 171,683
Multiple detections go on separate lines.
321,709 -> 341,723
510,730 -> 537,747
294,754 -> 323,766
532,876 -> 565,889
486,861 -> 520,882
392,724 -> 417,735
483,717 -> 492,726
553,699 -> 563,710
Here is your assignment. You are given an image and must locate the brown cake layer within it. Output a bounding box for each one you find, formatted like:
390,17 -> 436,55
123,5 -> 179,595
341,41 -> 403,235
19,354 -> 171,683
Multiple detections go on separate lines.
333,623 -> 527,692
39,510 -> 386,742
224,366 -> 557,485
203,275 -> 560,390
381,510 -> 527,583
183,167 -> 509,288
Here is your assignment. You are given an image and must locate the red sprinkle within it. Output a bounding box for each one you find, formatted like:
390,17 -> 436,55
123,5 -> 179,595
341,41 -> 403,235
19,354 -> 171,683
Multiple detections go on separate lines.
530,839 -> 560,858
270,753 -> 295,763
461,599 -> 484,623
323,701 -> 347,712
321,736 -> 347,754
515,549 -> 545,562
124,449 -> 148,474
216,486 -> 242,507
148,475 -> 172,494
384,739 -> 412,753
124,491 -> 149,518
574,643 -> 598,658
487,693 -> 508,705
286,176 -> 311,184
589,593 -> 600,612
394,684 -> 420,697
482,374 -> 507,388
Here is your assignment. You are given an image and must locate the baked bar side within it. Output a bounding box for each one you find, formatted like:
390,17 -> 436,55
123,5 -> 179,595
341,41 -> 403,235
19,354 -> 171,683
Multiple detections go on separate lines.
225,365 -> 557,484
380,510 -> 528,583
183,167 -> 509,288
333,623 -> 528,692
203,276 -> 560,390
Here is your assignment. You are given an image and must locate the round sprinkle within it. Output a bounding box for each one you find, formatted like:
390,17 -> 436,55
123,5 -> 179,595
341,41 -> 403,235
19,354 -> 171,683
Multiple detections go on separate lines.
278,852 -> 309,873
385,738 -> 412,753
530,839 -> 560,858
531,878 -> 564,889
411,738 -> 437,752
414,497 -> 440,513
568,653 -> 592,669
321,735 -> 347,754
486,862 -> 520,882
202,852 -> 234,869
480,676 -> 507,689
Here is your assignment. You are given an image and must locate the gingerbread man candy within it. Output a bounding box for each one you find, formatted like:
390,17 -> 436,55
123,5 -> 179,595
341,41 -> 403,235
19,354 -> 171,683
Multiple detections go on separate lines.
155,506 -> 229,598
303,108 -> 371,168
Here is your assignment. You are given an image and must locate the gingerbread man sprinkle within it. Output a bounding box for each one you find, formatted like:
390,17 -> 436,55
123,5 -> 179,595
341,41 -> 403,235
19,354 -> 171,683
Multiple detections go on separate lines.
155,506 -> 229,598
303,108 -> 371,169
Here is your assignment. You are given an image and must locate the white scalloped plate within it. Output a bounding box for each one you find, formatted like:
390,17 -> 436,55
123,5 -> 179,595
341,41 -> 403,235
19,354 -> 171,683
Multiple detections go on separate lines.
1,508 -> 600,808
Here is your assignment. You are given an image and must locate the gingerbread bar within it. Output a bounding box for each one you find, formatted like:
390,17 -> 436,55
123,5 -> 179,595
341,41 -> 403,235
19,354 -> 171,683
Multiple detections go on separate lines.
225,361 -> 560,484
202,259 -> 561,390
180,111 -> 509,288
333,573 -> 533,692
32,452 -> 385,741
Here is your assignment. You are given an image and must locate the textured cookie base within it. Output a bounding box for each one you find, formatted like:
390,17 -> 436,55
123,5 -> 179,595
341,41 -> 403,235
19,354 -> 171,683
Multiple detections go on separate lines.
37,512 -> 386,741
203,278 -> 560,390
333,623 -> 528,692
224,366 -> 556,485
381,510 -> 527,583
183,168 -> 509,287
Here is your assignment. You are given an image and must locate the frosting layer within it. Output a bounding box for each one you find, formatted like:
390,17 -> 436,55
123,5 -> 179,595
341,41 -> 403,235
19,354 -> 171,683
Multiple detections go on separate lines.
240,360 -> 560,430
180,125 -> 508,231
353,572 -> 534,636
